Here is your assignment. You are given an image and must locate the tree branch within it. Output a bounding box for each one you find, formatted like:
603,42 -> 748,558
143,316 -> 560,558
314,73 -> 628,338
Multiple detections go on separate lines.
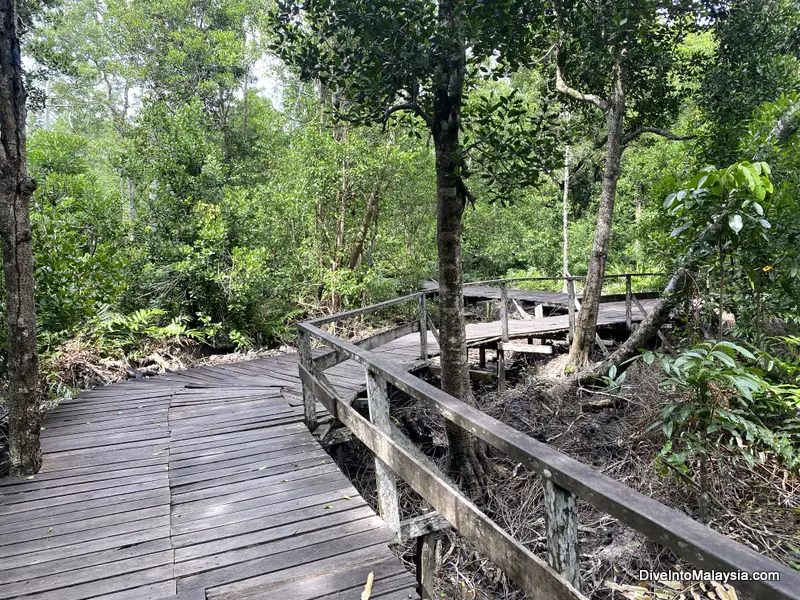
382,102 -> 432,128
622,127 -> 696,145
555,42 -> 608,111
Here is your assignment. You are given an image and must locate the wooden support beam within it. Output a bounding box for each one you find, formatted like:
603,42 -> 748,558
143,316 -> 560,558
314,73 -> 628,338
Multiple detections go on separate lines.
503,343 -> 553,355
543,478 -> 580,591
297,329 -> 318,431
428,365 -> 494,382
500,282 -> 509,342
401,511 -> 450,541
498,343 -> 506,393
366,369 -> 401,536
625,274 -> 633,331
416,532 -> 440,599
419,294 -> 428,360
534,304 -> 545,319
318,424 -> 353,449
513,298 -> 533,320
479,346 -> 486,369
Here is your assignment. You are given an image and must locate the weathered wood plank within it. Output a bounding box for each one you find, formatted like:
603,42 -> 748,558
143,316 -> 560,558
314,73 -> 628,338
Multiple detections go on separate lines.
366,370 -> 401,536
543,479 -> 580,590
503,342 -> 553,355
399,511 -> 450,542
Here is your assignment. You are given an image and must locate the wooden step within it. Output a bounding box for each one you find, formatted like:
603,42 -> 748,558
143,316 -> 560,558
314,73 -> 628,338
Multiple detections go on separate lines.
502,343 -> 553,355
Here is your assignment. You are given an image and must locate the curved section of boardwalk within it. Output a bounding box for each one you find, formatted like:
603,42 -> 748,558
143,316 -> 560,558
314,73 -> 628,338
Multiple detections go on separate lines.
0,352 -> 421,600
0,301 -> 655,600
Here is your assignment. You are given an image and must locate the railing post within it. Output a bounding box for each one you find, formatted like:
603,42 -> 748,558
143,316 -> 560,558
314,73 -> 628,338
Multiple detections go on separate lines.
500,282 -> 509,343
297,328 -> 318,432
625,274 -> 633,331
497,342 -> 506,393
365,368 -> 401,535
416,532 -> 440,599
419,294 -> 428,360
566,278 -> 576,340
543,474 -> 580,591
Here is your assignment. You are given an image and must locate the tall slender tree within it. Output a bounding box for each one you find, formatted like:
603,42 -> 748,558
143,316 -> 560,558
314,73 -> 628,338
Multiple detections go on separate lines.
549,0 -> 699,368
270,0 -> 544,484
1,0 -> 42,475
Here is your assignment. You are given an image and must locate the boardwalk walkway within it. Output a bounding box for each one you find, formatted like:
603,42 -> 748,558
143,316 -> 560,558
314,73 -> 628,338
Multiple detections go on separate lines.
0,352 -> 422,600
0,300 -> 655,600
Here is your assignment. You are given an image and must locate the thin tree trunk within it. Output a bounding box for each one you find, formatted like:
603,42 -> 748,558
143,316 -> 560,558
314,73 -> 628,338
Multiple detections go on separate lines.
566,57 -> 626,369
432,0 -> 482,486
243,69 -> 249,139
0,0 -> 42,476
562,145 -> 570,291
698,445 -> 708,523
717,245 -> 724,342
348,184 -> 380,270
755,275 -> 762,348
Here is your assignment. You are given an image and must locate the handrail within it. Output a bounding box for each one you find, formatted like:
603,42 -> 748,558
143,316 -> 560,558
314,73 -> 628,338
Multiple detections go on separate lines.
295,281 -> 800,600
307,291 -> 424,326
459,272 -> 666,287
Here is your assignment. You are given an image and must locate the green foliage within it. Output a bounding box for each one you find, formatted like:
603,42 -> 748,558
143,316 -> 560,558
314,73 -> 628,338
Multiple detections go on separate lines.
14,0 -> 800,389
74,307 -> 221,359
701,0 -> 800,166
653,341 -> 798,475
549,0 -> 702,131
27,127 -> 128,346
664,161 -> 774,242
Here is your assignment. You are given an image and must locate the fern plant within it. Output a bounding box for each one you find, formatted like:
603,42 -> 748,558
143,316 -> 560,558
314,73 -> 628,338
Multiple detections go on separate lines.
86,307 -> 218,356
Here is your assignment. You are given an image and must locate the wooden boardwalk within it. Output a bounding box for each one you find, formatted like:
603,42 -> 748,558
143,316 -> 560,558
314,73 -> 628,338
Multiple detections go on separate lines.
464,299 -> 658,345
423,281 -> 571,307
0,351 -> 422,600
0,300 -> 654,600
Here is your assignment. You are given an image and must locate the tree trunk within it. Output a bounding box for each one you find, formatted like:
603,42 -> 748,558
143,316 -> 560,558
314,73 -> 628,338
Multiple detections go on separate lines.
347,185 -> 380,270
566,57 -> 626,369
562,145 -> 570,292
717,244 -> 724,343
432,0 -> 481,486
573,220 -> 726,384
0,0 -> 43,476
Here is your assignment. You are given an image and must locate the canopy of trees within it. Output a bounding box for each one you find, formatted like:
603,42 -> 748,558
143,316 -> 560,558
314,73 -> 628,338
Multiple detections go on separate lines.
0,0 -> 798,494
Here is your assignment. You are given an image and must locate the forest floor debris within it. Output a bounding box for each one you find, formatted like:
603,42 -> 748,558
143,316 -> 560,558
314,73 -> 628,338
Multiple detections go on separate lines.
330,358 -> 799,600
41,336 -> 293,405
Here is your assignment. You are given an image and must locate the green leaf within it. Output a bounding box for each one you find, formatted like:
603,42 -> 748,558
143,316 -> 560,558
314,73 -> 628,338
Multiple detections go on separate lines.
716,341 -> 756,360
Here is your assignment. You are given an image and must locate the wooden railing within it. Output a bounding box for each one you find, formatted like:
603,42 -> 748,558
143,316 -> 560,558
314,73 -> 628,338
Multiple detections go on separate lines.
461,272 -> 665,340
296,278 -> 799,600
